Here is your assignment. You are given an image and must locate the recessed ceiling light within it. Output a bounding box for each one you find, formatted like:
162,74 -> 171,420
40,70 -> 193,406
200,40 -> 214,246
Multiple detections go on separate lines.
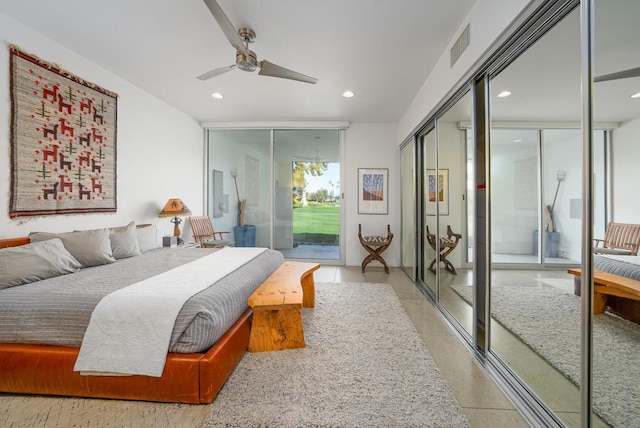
497,91 -> 512,98
513,139 -> 522,143
342,90 -> 354,98
211,92 -> 224,99
631,92 -> 640,99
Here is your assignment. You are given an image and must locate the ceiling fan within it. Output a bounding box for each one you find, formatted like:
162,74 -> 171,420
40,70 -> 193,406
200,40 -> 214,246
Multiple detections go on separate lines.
594,66 -> 640,83
197,0 -> 318,84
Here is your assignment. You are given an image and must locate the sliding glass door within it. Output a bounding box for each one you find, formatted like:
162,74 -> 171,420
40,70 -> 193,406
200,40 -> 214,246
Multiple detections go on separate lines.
403,0 -> 629,425
592,1 -> 640,426
401,140 -> 416,280
419,128 -> 437,297
487,7 -> 585,426
206,130 -> 271,247
207,128 -> 342,261
437,91 -> 473,336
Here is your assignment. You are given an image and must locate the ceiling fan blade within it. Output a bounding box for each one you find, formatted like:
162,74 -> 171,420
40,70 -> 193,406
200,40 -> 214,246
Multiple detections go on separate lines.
202,0 -> 248,55
258,60 -> 318,84
196,65 -> 235,81
594,66 -> 640,83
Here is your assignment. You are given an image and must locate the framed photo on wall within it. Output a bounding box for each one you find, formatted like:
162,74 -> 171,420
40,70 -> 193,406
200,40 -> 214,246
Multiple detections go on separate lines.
426,169 -> 449,215
358,168 -> 388,215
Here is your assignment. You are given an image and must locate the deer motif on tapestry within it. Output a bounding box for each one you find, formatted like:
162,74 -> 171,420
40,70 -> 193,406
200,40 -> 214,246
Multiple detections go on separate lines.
78,152 -> 91,167
78,132 -> 91,146
42,84 -> 60,103
57,94 -> 72,115
91,158 -> 101,173
91,177 -> 103,193
42,182 -> 58,200
59,153 -> 72,170
92,106 -> 103,125
59,175 -> 73,193
78,182 -> 91,200
58,118 -> 74,137
42,145 -> 59,163
80,98 -> 93,114
42,124 -> 59,140
91,127 -> 104,144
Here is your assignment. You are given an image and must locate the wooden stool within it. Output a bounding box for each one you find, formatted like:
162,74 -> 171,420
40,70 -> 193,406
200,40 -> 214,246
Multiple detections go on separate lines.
358,224 -> 393,274
427,225 -> 461,275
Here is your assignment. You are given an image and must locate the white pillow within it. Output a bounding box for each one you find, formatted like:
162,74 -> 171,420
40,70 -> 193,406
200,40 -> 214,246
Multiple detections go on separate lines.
29,229 -> 116,268
0,238 -> 81,290
109,221 -> 142,259
136,224 -> 159,253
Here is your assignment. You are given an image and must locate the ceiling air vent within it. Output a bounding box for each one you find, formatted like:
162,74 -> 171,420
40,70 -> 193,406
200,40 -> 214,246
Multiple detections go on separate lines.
450,23 -> 470,67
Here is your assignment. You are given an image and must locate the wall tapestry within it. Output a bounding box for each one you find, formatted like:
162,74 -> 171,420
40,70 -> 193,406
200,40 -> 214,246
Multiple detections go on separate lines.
9,45 -> 118,218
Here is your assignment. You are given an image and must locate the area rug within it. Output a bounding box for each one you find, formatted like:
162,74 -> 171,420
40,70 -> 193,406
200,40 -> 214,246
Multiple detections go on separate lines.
9,45 -> 117,218
202,282 -> 469,427
453,280 -> 640,428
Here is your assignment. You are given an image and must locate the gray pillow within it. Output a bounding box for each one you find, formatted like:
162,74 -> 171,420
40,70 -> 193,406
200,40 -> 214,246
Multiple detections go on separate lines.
29,229 -> 116,268
136,224 -> 158,253
110,221 -> 142,259
0,238 -> 81,290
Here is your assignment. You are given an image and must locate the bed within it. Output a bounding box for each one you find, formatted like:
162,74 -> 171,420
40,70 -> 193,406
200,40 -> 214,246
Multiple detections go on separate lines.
0,223 -> 284,403
573,254 -> 640,323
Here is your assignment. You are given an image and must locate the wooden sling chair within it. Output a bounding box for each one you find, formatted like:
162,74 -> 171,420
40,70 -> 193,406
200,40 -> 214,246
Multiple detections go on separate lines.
188,216 -> 232,248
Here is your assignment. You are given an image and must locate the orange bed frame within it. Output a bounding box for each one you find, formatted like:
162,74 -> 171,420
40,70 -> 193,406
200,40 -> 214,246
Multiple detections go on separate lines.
0,237 -> 251,404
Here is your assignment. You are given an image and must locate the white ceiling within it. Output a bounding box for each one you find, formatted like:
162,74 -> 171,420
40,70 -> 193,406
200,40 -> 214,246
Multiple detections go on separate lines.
437,3 -> 640,126
0,0 -> 477,124
491,3 -> 640,125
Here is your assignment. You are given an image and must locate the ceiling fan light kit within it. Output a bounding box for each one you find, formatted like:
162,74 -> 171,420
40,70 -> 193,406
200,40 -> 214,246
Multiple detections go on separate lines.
236,49 -> 257,72
199,0 -> 317,84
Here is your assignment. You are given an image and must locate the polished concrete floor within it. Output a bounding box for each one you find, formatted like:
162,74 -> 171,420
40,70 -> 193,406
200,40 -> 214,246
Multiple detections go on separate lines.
314,265 -> 530,427
340,264 -> 607,427
414,267 -> 609,428
279,244 -> 339,260
278,244 -> 578,264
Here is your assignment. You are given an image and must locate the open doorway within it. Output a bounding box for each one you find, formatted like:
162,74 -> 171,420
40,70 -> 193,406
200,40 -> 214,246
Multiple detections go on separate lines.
274,129 -> 341,260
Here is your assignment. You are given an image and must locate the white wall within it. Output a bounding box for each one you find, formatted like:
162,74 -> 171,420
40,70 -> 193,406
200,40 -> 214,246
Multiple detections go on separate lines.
0,12 -> 203,242
613,116 -> 640,222
395,0 -> 546,266
345,123 -> 399,267
398,0 -> 531,141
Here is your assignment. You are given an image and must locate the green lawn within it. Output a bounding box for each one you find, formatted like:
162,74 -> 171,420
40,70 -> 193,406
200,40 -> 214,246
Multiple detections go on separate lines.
293,204 -> 339,244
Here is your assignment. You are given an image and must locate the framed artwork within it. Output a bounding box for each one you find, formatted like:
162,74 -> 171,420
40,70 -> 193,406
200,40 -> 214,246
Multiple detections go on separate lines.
358,168 -> 388,215
426,169 -> 449,215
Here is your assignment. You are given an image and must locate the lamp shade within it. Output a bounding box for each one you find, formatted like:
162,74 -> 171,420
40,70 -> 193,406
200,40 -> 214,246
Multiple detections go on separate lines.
158,198 -> 192,217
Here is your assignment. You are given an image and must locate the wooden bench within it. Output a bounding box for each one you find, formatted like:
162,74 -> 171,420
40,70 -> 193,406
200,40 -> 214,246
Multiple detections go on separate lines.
568,268 -> 640,315
248,261 -> 320,353
593,222 -> 640,256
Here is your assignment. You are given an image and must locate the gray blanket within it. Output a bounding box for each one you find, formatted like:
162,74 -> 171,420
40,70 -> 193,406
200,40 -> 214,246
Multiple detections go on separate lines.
594,255 -> 640,281
0,248 -> 283,353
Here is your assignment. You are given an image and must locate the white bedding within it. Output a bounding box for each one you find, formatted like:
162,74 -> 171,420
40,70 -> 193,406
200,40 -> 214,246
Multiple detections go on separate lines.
74,247 -> 266,377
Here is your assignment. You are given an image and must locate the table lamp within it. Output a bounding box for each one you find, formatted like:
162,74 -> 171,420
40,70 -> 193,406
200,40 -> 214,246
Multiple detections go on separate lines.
158,198 -> 192,245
